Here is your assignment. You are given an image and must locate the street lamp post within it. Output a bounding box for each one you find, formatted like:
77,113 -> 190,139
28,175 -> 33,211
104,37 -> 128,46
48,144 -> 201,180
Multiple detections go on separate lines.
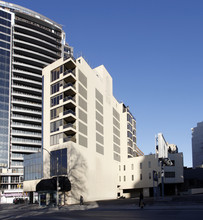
56,157 -> 59,209
43,148 -> 59,208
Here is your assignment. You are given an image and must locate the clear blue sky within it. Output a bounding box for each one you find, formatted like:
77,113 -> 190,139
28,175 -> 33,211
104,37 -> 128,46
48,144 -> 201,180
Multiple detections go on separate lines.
7,0 -> 203,167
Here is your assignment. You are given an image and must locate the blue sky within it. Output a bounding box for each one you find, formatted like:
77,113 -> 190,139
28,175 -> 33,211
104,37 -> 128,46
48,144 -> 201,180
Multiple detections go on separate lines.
7,0 -> 203,167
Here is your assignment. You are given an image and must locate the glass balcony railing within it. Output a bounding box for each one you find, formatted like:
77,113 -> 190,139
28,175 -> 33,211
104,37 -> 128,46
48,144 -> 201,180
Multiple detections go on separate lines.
63,96 -> 75,102
63,82 -> 75,90
63,109 -> 75,116
12,122 -> 41,129
12,138 -> 41,144
12,107 -> 41,114
12,99 -> 42,107
63,69 -> 75,77
12,130 -> 41,137
12,114 -> 41,121
12,145 -> 39,152
63,136 -> 76,143
63,123 -> 76,129
12,91 -> 41,100
12,84 -> 42,93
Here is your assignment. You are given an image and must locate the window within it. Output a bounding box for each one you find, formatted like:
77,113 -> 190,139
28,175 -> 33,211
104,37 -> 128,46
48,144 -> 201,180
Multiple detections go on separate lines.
123,165 -> 126,171
127,131 -> 132,139
149,172 -> 151,179
50,119 -> 62,133
165,172 -> 175,178
51,94 -> 63,107
127,114 -> 132,124
119,165 -> 121,171
124,176 -> 126,181
132,175 -> 134,181
131,164 -> 134,170
51,66 -> 63,82
51,82 -> 60,95
148,161 -> 151,168
140,174 -> 142,180
140,163 -> 142,169
119,176 -> 121,182
50,148 -> 67,176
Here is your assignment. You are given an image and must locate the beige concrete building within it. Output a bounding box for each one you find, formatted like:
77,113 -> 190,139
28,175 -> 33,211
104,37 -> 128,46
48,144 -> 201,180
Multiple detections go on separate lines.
40,56 -> 143,204
23,55 -> 183,205
118,152 -> 184,198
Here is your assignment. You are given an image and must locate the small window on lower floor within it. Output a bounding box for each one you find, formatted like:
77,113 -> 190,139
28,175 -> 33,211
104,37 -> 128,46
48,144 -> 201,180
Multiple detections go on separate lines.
132,175 -> 134,181
140,173 -> 142,180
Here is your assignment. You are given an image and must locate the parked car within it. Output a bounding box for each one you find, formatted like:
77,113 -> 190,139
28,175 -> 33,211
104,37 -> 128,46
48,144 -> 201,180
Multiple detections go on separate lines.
13,198 -> 25,204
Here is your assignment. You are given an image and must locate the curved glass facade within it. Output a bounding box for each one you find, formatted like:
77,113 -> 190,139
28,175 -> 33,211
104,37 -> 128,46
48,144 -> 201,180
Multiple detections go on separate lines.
0,9 -> 11,168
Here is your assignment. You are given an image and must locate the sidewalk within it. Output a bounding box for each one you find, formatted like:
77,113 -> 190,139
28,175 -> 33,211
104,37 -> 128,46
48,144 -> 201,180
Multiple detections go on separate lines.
3,194 -> 203,212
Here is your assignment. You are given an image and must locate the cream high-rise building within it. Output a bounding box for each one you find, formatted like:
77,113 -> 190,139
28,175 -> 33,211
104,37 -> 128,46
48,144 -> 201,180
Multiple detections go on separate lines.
23,55 -> 183,205
41,56 -> 141,204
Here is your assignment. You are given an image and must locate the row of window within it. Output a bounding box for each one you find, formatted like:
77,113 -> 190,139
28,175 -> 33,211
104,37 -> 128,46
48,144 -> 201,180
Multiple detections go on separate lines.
121,161 -> 152,171
51,65 -> 75,83
0,25 -> 10,35
0,40 -> 10,49
0,18 -> 11,27
0,10 -> 11,20
51,94 -> 62,107
0,33 -> 10,42
50,119 -> 62,133
119,172 -> 175,182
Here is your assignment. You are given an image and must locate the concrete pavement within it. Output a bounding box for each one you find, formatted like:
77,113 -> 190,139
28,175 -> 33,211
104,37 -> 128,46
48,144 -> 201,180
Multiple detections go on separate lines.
1,194 -> 203,212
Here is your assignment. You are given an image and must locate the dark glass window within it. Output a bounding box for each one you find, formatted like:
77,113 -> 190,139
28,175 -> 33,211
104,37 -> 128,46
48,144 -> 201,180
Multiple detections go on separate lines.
127,114 -> 132,124
0,10 -> 11,20
0,41 -> 10,49
0,33 -> 10,42
0,18 -> 11,27
0,26 -> 10,34
50,148 -> 67,176
51,94 -> 62,107
51,66 -> 63,82
51,82 -> 60,95
0,44 -> 10,167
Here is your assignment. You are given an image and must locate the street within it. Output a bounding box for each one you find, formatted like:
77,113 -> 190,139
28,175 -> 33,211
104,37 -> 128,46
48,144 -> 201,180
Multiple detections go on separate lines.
1,195 -> 203,220
0,207 -> 203,220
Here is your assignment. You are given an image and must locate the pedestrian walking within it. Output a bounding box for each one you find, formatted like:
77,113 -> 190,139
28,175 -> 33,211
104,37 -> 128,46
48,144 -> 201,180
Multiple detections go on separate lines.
80,195 -> 84,205
139,192 -> 144,209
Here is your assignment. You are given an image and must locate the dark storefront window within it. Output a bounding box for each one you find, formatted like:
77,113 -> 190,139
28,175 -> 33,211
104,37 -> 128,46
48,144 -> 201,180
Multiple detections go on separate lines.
50,148 -> 67,176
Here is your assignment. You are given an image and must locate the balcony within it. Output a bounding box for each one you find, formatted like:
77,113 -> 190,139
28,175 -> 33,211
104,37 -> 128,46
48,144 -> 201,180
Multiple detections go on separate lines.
11,122 -> 41,131
63,96 -> 75,103
63,123 -> 76,136
12,146 -> 40,153
12,107 -> 41,116
63,135 -> 76,143
12,83 -> 42,94
11,138 -> 41,146
11,130 -> 41,138
63,82 -> 75,90
63,123 -> 76,130
63,109 -> 75,116
12,98 -> 42,109
63,69 -> 76,83
63,96 -> 76,109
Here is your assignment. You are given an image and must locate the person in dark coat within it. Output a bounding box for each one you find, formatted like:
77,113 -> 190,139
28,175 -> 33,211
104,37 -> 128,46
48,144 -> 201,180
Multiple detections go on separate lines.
139,192 -> 144,208
80,195 -> 84,205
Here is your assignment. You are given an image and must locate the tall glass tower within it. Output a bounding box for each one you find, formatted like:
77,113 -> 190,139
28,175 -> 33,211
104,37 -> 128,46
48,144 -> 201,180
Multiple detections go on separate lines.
0,1 -> 72,195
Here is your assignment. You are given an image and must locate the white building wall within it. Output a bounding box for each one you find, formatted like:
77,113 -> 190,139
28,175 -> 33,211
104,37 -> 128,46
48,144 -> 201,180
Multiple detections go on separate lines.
41,57 -> 119,204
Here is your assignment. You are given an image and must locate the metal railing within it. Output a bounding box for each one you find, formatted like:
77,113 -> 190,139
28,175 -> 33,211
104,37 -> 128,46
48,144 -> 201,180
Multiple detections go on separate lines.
63,109 -> 75,116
